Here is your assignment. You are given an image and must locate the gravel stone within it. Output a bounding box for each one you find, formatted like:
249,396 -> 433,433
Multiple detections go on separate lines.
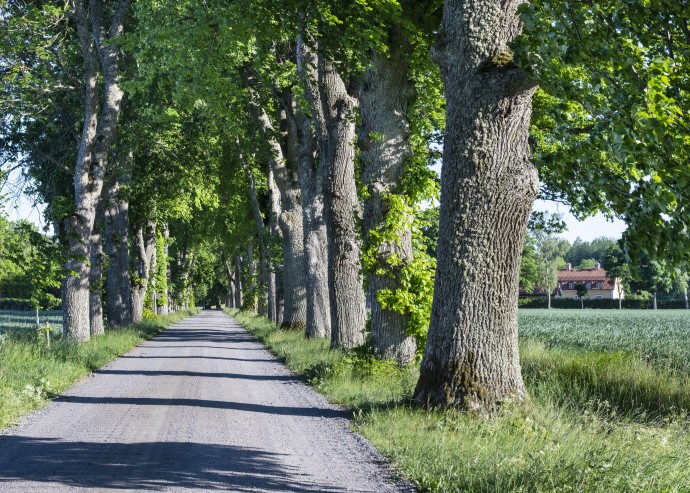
0,310 -> 414,492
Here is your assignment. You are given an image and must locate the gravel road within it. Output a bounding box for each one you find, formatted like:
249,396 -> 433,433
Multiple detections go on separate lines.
0,310 -> 412,492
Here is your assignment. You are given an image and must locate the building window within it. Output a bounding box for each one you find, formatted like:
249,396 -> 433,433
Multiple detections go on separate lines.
568,282 -> 574,290
596,295 -> 603,299
595,281 -> 602,289
586,282 -> 592,289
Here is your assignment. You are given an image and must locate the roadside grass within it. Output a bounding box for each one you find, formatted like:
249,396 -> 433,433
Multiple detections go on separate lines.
230,308 -> 690,493
0,309 -> 198,430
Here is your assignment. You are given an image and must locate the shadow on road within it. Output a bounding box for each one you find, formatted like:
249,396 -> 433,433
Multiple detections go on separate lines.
0,437 -> 347,492
119,355 -> 274,363
95,369 -> 298,382
53,395 -> 350,419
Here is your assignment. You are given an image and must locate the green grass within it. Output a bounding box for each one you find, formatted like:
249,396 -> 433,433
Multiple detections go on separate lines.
229,308 -> 690,493
0,309 -> 198,430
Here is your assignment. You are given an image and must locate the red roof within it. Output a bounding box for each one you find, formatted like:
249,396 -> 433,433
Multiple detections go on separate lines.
557,267 -> 615,290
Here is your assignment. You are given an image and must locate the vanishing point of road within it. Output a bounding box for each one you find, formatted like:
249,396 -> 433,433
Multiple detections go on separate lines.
0,310 -> 411,492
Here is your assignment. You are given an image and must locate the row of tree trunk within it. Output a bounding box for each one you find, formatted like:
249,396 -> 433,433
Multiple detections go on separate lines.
231,0 -> 540,410
231,34 -> 421,363
61,0 -> 542,411
61,0 -> 183,341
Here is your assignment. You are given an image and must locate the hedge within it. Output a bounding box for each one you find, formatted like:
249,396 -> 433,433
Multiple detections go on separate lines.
518,297 -> 688,310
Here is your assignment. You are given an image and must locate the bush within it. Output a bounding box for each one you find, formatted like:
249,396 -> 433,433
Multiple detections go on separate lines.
0,299 -> 34,311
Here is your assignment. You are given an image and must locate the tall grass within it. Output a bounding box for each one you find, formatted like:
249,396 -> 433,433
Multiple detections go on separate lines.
0,309 -> 198,430
231,308 -> 690,493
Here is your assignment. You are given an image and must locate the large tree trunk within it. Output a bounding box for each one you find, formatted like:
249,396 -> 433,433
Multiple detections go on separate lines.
104,173 -> 132,326
413,0 -> 539,410
296,39 -> 331,340
293,93 -> 331,339
159,223 -> 170,315
245,240 -> 258,312
149,242 -> 158,314
248,86 -> 307,329
301,164 -> 331,339
89,198 -> 105,336
300,39 -> 366,349
234,254 -> 243,309
63,0 -> 99,342
226,260 -> 236,309
131,221 -> 156,323
266,164 -> 281,323
360,29 -> 416,364
278,121 -> 308,329
63,0 -> 129,341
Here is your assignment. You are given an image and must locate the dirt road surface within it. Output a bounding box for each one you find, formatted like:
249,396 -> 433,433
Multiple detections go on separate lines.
0,310 -> 412,492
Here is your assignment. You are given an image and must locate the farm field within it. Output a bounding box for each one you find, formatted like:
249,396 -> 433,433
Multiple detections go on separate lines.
519,309 -> 690,372
234,308 -> 690,492
0,310 -> 63,334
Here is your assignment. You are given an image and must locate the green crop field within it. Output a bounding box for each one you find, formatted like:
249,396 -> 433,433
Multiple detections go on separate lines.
519,309 -> 690,372
0,310 -> 63,334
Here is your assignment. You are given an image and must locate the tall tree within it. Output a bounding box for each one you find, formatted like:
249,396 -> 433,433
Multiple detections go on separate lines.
300,39 -> 367,350
519,0 -> 690,265
359,25 -> 417,363
62,0 -> 130,341
295,41 -> 332,340
414,0 -> 539,410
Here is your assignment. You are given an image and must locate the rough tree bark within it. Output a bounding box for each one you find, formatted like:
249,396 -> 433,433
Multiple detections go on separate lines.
293,48 -> 332,339
276,105 -> 308,330
245,240 -> 258,312
234,254 -> 243,308
266,163 -> 281,323
298,112 -> 331,340
149,241 -> 158,314
360,28 -> 417,363
413,0 -> 539,410
63,0 -> 129,341
225,258 -> 236,309
175,232 -> 190,311
248,86 -> 307,329
89,196 -> 105,335
130,221 -> 156,323
160,223 -> 170,315
104,170 -> 132,327
299,38 -> 366,349
62,0 -> 100,342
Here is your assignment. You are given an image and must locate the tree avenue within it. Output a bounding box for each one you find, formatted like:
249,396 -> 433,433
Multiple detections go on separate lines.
1,0 -> 688,412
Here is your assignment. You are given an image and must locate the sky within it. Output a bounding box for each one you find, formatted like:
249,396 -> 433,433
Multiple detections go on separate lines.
2,167 -> 51,232
532,199 -> 627,243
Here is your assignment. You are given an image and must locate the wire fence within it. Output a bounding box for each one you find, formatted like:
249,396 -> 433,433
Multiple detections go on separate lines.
0,309 -> 63,333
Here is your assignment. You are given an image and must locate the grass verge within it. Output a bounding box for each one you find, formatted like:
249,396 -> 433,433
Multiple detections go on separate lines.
0,309 -> 199,430
229,309 -> 690,493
